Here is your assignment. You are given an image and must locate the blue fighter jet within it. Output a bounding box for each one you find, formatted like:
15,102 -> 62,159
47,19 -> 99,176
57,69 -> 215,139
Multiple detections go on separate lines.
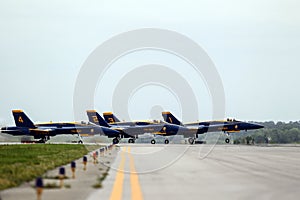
0,110 -> 120,143
87,110 -> 191,144
162,111 -> 264,144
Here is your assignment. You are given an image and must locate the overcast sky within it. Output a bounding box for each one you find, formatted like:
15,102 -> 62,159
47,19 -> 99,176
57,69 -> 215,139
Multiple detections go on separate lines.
0,0 -> 300,125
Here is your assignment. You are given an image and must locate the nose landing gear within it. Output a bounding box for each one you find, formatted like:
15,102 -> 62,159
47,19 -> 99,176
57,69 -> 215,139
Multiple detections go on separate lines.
224,132 -> 231,144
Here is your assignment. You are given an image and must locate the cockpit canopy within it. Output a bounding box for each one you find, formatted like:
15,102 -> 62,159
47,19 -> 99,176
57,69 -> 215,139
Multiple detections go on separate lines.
226,118 -> 239,122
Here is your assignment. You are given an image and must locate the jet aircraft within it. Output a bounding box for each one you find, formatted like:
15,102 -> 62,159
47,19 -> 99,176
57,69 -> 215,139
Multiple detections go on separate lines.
87,110 -> 190,144
0,110 -> 120,143
162,111 -> 264,144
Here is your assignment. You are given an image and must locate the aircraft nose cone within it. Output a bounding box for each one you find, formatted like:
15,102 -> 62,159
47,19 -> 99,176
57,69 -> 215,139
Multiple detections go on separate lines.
253,123 -> 264,129
258,124 -> 264,129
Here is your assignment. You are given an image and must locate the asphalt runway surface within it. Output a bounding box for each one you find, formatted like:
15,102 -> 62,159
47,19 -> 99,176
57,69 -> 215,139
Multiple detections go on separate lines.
1,144 -> 300,200
88,144 -> 300,200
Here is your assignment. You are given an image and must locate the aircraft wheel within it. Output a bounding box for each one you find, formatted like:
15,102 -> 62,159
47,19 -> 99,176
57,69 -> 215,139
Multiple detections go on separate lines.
128,138 -> 135,143
188,138 -> 195,145
78,140 -> 83,144
164,139 -> 169,144
225,138 -> 230,143
151,139 -> 156,144
113,138 -> 119,144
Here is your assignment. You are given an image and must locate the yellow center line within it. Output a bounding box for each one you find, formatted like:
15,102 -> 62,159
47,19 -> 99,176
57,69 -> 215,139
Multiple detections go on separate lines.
127,147 -> 144,200
109,147 -> 127,200
108,146 -> 143,200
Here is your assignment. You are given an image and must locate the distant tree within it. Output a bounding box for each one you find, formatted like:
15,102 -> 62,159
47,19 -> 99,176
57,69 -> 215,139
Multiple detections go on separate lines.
254,135 -> 266,143
286,128 -> 300,143
233,121 -> 300,144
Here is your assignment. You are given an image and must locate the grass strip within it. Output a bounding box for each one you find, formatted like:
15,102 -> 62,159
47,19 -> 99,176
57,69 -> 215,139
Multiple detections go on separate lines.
0,144 -> 95,190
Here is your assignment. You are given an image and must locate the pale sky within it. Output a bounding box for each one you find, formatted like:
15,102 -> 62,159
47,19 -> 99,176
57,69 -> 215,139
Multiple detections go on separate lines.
0,0 -> 300,125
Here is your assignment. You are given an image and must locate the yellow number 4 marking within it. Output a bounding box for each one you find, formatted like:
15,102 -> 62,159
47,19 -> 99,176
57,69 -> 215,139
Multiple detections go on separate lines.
92,116 -> 99,123
18,116 -> 24,123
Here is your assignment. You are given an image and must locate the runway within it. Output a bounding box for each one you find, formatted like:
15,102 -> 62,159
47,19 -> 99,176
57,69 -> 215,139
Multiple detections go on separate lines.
1,144 -> 300,200
88,144 -> 300,200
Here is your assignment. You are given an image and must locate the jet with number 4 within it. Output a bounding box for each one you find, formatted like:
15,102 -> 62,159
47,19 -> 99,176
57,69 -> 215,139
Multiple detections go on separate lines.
0,110 -> 120,143
162,111 -> 264,144
87,110 -> 190,144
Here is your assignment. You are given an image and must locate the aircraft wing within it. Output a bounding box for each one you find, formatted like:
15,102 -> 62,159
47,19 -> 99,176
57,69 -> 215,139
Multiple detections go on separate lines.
115,124 -> 164,136
33,127 -> 85,136
183,124 -> 231,134
29,128 -> 58,136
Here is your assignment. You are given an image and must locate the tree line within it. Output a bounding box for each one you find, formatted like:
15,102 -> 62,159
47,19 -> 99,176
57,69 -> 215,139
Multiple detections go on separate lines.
233,121 -> 300,144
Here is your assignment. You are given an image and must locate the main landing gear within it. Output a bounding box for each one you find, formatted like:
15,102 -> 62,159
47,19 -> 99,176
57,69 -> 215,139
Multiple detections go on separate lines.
112,137 -> 120,144
128,138 -> 135,143
188,134 -> 198,145
37,138 -> 46,143
150,138 -> 170,144
188,137 -> 195,145
38,135 -> 51,143
77,134 -> 83,144
112,137 -> 137,144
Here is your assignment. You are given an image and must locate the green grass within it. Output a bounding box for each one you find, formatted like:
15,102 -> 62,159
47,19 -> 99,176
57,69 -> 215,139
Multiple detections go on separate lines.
92,167 -> 110,189
0,144 -> 95,190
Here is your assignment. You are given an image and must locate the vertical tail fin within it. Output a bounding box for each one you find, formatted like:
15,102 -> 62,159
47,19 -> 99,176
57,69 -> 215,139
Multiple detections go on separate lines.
12,110 -> 36,128
103,112 -> 120,123
86,110 -> 110,127
162,111 -> 183,126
